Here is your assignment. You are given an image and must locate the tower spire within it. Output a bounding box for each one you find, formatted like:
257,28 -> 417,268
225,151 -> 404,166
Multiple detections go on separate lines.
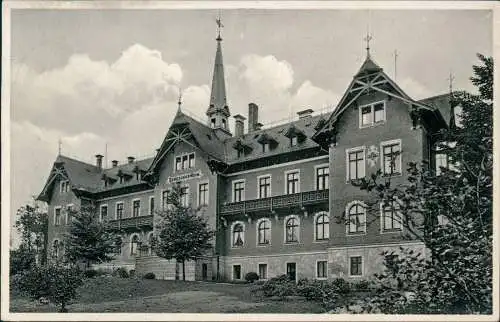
206,11 -> 231,136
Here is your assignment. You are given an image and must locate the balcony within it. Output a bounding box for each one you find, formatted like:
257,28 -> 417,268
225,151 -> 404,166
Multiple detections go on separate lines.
220,189 -> 329,215
106,215 -> 154,230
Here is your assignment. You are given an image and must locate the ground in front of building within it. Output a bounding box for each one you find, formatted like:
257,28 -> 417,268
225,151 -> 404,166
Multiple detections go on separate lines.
10,277 -> 325,313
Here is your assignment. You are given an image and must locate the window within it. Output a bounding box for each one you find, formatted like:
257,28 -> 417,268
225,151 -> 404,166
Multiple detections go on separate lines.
258,176 -> 271,199
53,240 -> 61,259
222,119 -> 227,129
188,153 -> 195,168
381,140 -> 401,175
175,153 -> 195,171
60,180 -> 70,193
130,235 -> 139,256
291,136 -> 298,147
347,203 -> 366,234
347,148 -> 365,181
262,142 -> 269,153
257,219 -> 271,245
198,183 -> 209,206
435,152 -> 448,176
382,200 -> 402,232
132,200 -> 140,217
211,118 -> 216,128
100,205 -> 108,222
233,180 -> 245,202
360,101 -> 385,127
233,265 -> 241,280
149,197 -> 155,215
259,264 -> 268,280
315,213 -> 329,241
180,187 -> 189,207
317,261 -> 328,279
66,204 -> 74,224
232,223 -> 244,247
54,207 -> 61,226
162,191 -> 169,209
116,202 -> 124,220
316,166 -> 329,190
350,256 -> 363,276
175,157 -> 182,171
286,171 -> 300,194
286,262 -> 297,281
285,216 -> 299,243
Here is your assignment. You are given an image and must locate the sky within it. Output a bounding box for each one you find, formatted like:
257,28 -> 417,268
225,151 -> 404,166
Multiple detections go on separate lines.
8,7 -> 492,246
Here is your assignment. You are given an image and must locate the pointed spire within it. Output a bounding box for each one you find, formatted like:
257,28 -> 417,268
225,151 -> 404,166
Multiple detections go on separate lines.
58,138 -> 62,155
206,12 -> 230,118
356,32 -> 382,77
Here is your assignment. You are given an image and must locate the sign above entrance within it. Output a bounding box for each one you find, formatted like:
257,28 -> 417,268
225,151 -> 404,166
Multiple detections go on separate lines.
167,170 -> 202,184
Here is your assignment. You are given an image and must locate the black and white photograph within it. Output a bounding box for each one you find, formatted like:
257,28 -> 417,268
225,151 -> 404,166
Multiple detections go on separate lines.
1,1 -> 497,320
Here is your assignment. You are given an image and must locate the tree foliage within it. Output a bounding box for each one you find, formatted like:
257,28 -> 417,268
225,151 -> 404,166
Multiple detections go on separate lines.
14,202 -> 48,265
350,54 -> 493,314
154,184 -> 214,280
64,204 -> 117,268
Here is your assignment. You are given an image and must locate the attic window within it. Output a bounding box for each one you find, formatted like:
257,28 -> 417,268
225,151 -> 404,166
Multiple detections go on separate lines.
211,118 -> 216,128
291,136 -> 298,147
360,101 -> 386,128
60,180 -> 70,194
222,119 -> 227,129
262,142 -> 270,153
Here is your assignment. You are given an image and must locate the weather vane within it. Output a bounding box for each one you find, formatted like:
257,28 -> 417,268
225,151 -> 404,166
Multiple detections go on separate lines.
448,71 -> 455,94
216,11 -> 224,41
364,32 -> 372,57
58,138 -> 62,155
177,87 -> 183,111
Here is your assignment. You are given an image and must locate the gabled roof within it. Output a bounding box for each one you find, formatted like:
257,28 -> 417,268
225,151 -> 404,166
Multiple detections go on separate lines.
146,110 -> 227,175
418,92 -> 453,126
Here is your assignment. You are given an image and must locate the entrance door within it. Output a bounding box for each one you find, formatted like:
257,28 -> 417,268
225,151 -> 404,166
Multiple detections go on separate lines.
286,262 -> 296,281
202,263 -> 208,280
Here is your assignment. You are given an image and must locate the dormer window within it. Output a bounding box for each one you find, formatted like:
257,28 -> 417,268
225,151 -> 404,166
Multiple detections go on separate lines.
262,142 -> 270,153
291,136 -> 298,147
211,118 -> 216,128
360,101 -> 386,128
222,119 -> 227,129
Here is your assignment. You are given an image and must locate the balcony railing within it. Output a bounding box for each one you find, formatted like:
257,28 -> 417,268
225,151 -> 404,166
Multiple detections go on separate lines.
220,189 -> 329,215
106,215 -> 154,230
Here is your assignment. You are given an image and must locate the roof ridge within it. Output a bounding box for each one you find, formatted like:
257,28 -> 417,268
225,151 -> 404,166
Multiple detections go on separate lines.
57,154 -> 97,168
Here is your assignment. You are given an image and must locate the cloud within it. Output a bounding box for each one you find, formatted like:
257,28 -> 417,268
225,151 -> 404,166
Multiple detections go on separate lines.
398,77 -> 434,100
239,54 -> 294,93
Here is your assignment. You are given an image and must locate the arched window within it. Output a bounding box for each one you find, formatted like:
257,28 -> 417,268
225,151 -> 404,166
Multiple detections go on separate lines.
285,216 -> 299,243
347,202 -> 366,234
130,235 -> 139,256
315,212 -> 330,241
232,223 -> 244,247
257,219 -> 271,245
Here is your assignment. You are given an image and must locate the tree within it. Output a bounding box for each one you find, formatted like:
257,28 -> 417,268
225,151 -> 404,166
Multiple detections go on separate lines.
154,184 -> 214,281
14,202 -> 48,265
350,54 -> 493,314
16,262 -> 84,312
64,204 -> 117,269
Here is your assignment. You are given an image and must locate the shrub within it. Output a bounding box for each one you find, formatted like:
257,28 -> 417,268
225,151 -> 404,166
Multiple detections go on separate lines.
331,277 -> 350,294
84,269 -> 98,278
245,272 -> 259,283
16,263 -> 84,312
351,279 -> 371,291
296,278 -> 342,311
129,269 -> 136,278
143,272 -> 156,279
112,267 -> 129,278
255,274 -> 298,299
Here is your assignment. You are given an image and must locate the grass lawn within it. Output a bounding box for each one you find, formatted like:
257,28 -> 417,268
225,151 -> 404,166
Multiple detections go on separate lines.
10,277 -> 325,313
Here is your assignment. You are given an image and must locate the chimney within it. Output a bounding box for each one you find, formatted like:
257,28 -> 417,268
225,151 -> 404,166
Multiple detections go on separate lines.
233,114 -> 246,137
127,156 -> 135,164
95,154 -> 103,170
248,103 -> 259,132
297,108 -> 314,119
111,160 -> 118,168
254,122 -> 263,131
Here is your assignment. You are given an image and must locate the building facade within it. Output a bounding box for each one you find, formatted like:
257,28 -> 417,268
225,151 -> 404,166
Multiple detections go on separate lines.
37,27 -> 454,282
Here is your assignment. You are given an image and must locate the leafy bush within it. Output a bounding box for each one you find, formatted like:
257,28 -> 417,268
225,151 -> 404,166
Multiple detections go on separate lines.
112,267 -> 129,278
129,269 -> 136,278
16,263 -> 84,312
245,272 -> 259,283
84,269 -> 98,278
254,274 -> 298,299
331,277 -> 350,294
143,272 -> 156,279
10,248 -> 36,275
351,279 -> 371,291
